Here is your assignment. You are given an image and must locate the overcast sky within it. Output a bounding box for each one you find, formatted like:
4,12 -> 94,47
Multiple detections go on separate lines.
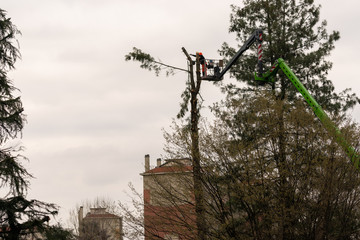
2,0 -> 360,226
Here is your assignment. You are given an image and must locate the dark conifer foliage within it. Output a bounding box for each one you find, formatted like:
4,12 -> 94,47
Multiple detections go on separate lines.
0,9 -> 58,240
220,0 -> 359,113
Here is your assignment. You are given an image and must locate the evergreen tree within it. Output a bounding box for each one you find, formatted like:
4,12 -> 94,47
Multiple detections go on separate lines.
213,0 -> 360,239
0,9 -> 57,240
220,0 -> 359,113
204,92 -> 360,239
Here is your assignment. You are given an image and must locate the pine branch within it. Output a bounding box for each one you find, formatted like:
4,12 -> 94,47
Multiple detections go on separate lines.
125,47 -> 188,76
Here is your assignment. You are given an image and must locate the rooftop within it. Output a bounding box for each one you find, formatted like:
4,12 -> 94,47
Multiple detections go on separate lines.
84,207 -> 121,219
142,158 -> 192,175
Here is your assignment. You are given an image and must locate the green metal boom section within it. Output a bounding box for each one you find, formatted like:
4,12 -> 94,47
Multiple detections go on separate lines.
255,58 -> 360,169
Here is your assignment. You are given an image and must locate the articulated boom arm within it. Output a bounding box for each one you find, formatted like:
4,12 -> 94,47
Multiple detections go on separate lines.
202,29 -> 263,81
256,58 -> 360,168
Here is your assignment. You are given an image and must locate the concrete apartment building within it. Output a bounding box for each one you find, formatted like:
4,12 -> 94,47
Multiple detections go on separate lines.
141,154 -> 196,240
78,207 -> 123,240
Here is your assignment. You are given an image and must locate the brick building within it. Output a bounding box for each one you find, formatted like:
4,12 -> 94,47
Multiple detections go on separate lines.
141,154 -> 196,240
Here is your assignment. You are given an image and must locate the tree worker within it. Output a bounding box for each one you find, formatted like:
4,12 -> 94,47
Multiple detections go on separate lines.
198,52 -> 206,76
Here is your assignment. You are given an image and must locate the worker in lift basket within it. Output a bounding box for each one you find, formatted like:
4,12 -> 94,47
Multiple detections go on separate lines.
198,52 -> 206,76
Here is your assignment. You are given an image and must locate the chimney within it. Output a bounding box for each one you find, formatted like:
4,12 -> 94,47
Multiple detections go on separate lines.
78,206 -> 84,225
157,158 -> 161,167
145,154 -> 150,171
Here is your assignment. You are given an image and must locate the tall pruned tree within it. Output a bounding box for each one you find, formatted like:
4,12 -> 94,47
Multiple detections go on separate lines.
0,9 -> 58,240
125,47 -> 208,240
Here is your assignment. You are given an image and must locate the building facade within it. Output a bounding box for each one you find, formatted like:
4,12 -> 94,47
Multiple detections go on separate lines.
78,207 -> 123,240
141,154 -> 196,240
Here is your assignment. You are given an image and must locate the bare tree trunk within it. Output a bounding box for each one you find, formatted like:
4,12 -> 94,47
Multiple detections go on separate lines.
182,48 -> 207,240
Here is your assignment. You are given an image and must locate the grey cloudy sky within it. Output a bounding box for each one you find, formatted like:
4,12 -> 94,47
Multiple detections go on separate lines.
2,0 -> 360,225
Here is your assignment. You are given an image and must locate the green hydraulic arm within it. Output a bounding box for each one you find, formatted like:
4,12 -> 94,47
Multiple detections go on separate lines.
255,58 -> 360,169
